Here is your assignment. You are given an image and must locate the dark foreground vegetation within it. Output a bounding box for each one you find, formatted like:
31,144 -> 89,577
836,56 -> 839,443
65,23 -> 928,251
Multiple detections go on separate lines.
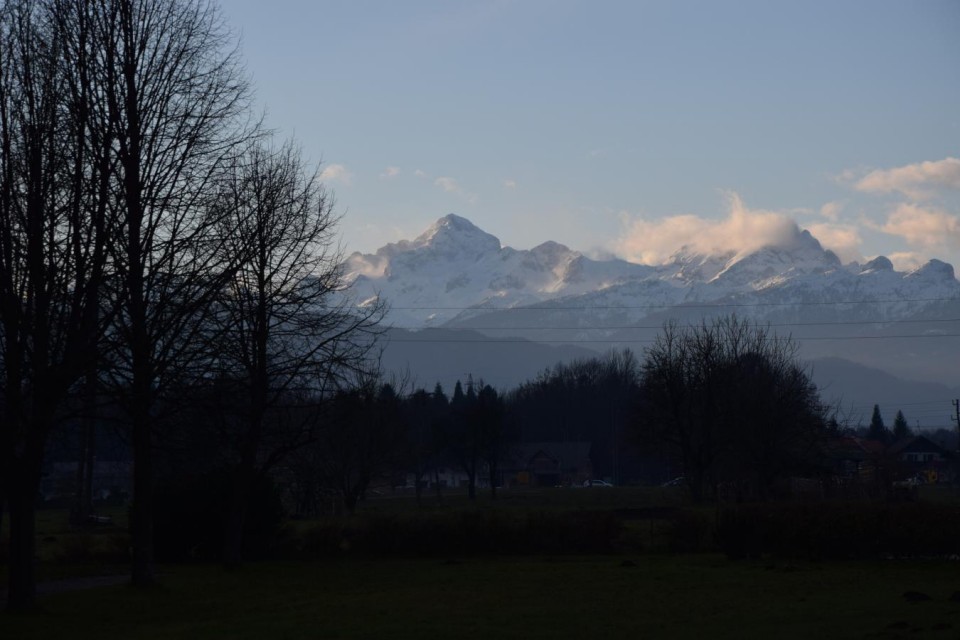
4,557 -> 960,640
5,488 -> 960,639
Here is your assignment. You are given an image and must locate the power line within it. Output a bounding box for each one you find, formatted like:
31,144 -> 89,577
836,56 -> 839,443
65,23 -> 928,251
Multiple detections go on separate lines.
385,333 -> 960,345
841,400 -> 957,409
385,296 -> 960,311
444,318 -> 960,331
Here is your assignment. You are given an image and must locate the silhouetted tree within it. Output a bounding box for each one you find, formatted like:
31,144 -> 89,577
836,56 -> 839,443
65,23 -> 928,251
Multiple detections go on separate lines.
429,383 -> 450,499
0,0 -> 116,609
867,404 -> 891,444
636,317 -> 827,502
210,139 -> 383,567
508,350 -> 640,482
892,410 -> 912,441
96,0 -> 255,587
402,388 -> 441,506
297,381 -> 405,515
477,385 -> 508,499
447,378 -> 482,499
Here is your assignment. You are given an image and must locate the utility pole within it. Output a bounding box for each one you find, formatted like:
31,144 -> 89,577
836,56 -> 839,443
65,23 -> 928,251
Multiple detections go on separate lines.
952,399 -> 959,452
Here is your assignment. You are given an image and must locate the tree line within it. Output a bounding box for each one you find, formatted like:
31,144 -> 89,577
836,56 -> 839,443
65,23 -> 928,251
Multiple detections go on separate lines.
121,317 -> 834,523
0,0 -> 381,610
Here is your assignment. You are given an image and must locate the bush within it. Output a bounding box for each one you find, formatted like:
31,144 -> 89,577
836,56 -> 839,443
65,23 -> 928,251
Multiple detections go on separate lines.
661,509 -> 711,553
153,468 -> 284,562
55,532 -> 130,565
714,502 -> 960,560
296,509 -> 627,558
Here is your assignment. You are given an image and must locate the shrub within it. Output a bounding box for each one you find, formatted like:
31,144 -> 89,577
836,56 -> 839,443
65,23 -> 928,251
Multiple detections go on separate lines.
153,468 -> 284,562
714,502 -> 960,560
295,509 -> 626,558
56,532 -> 130,564
660,509 -> 711,553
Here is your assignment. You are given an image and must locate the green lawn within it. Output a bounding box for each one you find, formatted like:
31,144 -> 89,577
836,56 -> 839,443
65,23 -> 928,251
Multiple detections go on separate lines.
3,555 -> 959,639
5,490 -> 960,637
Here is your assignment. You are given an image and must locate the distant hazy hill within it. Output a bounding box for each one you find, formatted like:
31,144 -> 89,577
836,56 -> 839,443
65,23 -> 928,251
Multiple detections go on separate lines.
378,327 -> 601,392
809,357 -> 960,431
377,328 -> 958,430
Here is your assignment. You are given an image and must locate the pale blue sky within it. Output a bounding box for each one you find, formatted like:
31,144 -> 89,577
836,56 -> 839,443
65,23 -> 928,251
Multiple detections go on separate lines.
225,0 -> 960,269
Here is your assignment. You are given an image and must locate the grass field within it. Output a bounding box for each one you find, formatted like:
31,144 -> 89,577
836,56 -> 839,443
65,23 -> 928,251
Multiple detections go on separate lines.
4,486 -> 960,638
2,555 -> 960,639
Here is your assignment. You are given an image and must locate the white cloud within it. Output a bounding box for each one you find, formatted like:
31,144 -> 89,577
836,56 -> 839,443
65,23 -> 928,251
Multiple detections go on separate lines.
853,157 -> 960,199
819,201 -> 843,221
380,166 -> 401,179
806,222 -> 863,263
887,251 -> 927,272
434,176 -> 461,193
880,203 -> 960,249
503,179 -> 517,189
319,163 -> 353,186
434,176 -> 478,204
414,169 -> 428,178
613,192 -> 801,265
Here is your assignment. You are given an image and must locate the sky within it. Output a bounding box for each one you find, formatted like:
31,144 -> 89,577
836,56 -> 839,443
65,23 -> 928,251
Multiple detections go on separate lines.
224,0 -> 960,271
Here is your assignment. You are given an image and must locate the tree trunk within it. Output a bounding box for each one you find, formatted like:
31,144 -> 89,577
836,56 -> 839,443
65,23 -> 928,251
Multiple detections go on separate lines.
414,470 -> 423,508
0,480 -> 6,553
342,490 -> 360,515
223,467 -> 250,570
5,451 -> 43,611
224,435 -> 259,569
72,372 -> 97,524
130,381 -> 155,587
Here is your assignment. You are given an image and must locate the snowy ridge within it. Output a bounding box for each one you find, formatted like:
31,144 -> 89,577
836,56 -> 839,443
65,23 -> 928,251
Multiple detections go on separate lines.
345,214 -> 653,327
344,214 -> 960,333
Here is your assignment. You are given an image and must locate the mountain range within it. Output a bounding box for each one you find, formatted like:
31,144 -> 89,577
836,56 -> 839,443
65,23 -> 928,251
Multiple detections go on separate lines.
345,214 -> 960,425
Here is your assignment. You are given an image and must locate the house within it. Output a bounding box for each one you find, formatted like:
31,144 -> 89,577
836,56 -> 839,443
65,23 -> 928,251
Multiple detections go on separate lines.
500,442 -> 593,488
824,436 -> 885,482
823,434 -> 955,500
399,442 -> 594,492
40,460 -> 132,503
888,435 -> 954,484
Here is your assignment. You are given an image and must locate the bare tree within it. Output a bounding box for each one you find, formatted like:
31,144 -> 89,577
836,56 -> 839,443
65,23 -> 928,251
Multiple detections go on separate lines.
477,384 -> 507,499
0,0 -> 115,610
636,316 -> 827,502
292,379 -> 405,515
210,140 -> 383,566
94,0 -> 255,587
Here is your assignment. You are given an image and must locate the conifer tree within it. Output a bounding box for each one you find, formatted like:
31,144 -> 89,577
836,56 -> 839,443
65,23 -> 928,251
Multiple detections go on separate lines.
867,404 -> 891,444
892,410 -> 912,441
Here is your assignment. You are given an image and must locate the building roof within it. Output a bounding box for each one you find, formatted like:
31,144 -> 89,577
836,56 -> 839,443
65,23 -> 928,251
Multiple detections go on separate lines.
503,441 -> 592,471
888,435 -> 952,458
825,436 -> 878,461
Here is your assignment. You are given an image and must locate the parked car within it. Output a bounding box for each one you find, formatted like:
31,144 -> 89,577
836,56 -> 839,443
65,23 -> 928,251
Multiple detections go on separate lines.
583,479 -> 614,488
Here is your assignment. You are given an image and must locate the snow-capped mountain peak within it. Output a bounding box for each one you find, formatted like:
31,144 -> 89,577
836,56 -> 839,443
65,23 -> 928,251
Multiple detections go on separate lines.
344,215 -> 959,336
412,213 -> 501,258
860,256 -> 894,273
906,259 -> 955,283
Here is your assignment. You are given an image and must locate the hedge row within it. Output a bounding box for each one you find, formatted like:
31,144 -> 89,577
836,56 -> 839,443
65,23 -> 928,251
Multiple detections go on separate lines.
292,509 -> 626,558
712,502 -> 960,560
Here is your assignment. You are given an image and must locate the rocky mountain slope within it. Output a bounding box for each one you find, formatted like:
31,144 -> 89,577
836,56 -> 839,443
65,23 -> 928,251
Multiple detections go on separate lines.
345,214 -> 960,386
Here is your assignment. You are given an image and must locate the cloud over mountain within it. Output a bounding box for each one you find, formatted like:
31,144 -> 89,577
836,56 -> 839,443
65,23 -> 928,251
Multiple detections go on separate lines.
881,203 -> 960,250
613,192 -> 804,265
